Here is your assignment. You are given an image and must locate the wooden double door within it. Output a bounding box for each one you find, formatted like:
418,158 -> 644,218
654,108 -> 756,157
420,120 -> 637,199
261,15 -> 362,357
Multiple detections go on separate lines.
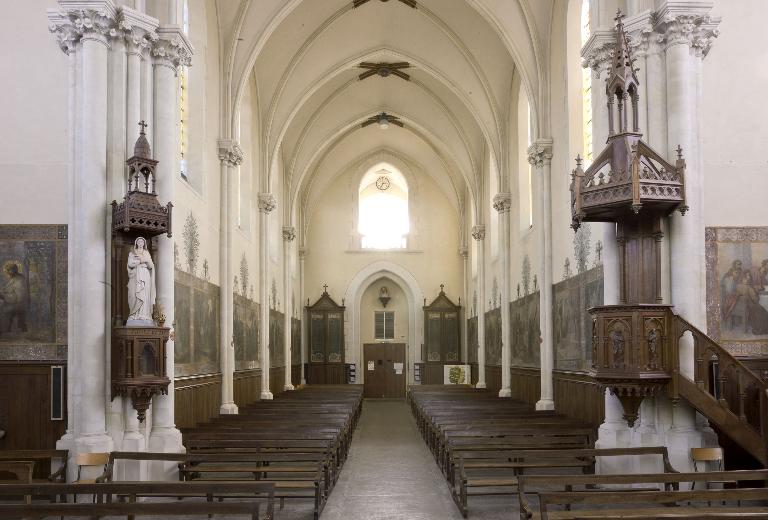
363,343 -> 406,398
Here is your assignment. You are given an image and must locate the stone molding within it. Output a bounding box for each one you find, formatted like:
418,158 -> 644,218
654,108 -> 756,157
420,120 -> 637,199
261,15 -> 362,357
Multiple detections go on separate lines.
493,192 -> 512,213
217,140 -> 244,166
527,140 -> 554,168
152,25 -> 193,71
258,193 -> 277,214
471,225 -> 486,241
282,226 -> 296,242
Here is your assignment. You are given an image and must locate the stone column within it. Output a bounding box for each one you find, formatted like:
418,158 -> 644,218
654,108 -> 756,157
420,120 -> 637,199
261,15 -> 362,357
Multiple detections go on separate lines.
217,141 -> 241,414
494,194 -> 513,397
471,226 -> 487,389
282,227 -> 296,391
147,26 -> 191,466
258,194 -> 277,399
299,247 -> 308,385
460,246 -> 469,363
51,5 -> 118,467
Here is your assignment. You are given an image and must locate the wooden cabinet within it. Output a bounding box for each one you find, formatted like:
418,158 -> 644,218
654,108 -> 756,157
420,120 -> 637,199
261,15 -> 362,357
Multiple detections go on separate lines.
306,288 -> 347,385
422,286 -> 461,384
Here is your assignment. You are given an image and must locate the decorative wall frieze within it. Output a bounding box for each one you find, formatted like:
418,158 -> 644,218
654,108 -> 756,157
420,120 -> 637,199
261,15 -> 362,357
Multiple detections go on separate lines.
471,225 -> 486,241
152,25 -> 193,71
527,140 -> 554,168
282,226 -> 296,242
217,140 -> 244,166
258,193 -> 277,214
492,192 -> 512,213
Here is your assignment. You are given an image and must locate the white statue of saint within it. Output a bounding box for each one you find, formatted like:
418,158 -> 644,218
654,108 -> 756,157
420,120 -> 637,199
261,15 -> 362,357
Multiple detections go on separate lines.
127,237 -> 156,325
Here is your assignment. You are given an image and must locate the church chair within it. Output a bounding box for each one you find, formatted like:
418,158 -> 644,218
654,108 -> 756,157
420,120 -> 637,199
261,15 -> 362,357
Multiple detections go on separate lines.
73,452 -> 110,503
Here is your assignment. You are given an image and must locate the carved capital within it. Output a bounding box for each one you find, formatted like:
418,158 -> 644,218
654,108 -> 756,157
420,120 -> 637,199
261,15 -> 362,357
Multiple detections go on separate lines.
298,247 -> 308,258
581,29 -> 615,76
282,226 -> 296,242
217,140 -> 243,166
492,192 -> 512,213
625,12 -> 659,58
527,140 -> 553,167
655,5 -> 721,57
152,25 -> 193,71
471,225 -> 486,241
459,246 -> 468,258
47,1 -> 119,53
258,193 -> 277,214
120,7 -> 158,56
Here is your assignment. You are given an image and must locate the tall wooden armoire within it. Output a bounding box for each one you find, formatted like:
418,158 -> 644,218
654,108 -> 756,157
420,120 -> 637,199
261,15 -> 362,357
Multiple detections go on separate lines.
305,287 -> 347,384
422,285 -> 461,384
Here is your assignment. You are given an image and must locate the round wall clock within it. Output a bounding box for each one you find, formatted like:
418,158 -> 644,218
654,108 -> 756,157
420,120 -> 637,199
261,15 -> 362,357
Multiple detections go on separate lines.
375,176 -> 391,190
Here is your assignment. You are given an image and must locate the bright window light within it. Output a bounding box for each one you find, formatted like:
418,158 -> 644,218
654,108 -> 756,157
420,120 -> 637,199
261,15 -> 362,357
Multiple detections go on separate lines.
358,164 -> 409,250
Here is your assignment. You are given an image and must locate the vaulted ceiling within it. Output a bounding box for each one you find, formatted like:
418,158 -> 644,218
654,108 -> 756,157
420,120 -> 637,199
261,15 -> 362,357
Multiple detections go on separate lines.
215,0 -> 556,230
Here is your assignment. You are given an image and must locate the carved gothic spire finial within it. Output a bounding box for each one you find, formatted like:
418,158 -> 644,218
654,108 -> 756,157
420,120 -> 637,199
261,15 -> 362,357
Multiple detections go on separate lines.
606,9 -> 641,136
133,121 -> 152,159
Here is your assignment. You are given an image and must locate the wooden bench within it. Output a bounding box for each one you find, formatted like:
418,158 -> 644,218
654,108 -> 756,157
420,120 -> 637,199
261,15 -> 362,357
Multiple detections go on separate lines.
0,481 -> 275,519
517,469 -> 768,519
525,487 -> 768,519
453,446 -> 676,517
0,449 -> 67,483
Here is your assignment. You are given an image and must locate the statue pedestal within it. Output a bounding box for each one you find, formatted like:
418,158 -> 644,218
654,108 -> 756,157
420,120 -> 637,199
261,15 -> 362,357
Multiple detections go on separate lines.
111,326 -> 170,422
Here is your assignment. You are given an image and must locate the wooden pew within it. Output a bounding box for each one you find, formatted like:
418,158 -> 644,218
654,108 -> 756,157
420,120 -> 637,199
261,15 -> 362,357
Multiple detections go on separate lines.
0,450 -> 67,482
517,469 -> 768,519
0,481 -> 275,519
454,446 -> 676,517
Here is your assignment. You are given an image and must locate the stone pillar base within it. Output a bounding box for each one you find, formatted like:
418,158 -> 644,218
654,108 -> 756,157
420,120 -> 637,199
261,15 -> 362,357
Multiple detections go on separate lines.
498,388 -> 512,398
120,432 -> 147,481
475,382 -> 486,389
535,398 -> 555,411
284,384 -> 295,391
301,379 -> 307,385
260,391 -> 274,400
219,403 -> 239,414
73,433 -> 115,481
148,427 -> 185,481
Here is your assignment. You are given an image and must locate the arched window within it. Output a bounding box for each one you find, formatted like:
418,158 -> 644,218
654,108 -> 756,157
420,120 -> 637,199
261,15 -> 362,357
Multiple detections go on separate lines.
358,164 -> 409,249
581,0 -> 593,165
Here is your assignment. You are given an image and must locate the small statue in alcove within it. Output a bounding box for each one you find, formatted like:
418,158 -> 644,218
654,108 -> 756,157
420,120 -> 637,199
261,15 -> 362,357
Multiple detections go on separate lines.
126,237 -> 156,325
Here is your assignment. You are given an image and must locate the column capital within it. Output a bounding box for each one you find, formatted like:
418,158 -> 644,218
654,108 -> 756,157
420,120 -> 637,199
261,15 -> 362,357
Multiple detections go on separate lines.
282,226 -> 296,242
471,225 -> 486,241
527,139 -> 553,167
47,0 -> 119,53
120,6 -> 159,56
581,29 -> 615,77
492,192 -> 512,213
152,25 -> 193,72
298,247 -> 308,258
655,2 -> 720,57
624,11 -> 661,58
217,140 -> 244,166
258,193 -> 277,214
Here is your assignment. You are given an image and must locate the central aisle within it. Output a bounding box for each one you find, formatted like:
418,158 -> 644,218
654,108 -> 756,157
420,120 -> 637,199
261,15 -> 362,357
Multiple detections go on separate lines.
320,399 -> 464,520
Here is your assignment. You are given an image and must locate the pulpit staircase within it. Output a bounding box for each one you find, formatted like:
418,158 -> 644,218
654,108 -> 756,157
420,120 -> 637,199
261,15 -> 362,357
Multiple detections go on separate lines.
669,314 -> 768,467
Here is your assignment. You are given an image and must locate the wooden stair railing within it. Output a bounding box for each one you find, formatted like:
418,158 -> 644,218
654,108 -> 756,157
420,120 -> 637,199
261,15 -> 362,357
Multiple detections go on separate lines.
669,313 -> 768,466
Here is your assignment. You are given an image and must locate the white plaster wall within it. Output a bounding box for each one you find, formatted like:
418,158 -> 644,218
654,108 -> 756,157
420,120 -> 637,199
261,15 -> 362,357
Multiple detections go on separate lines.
702,0 -> 768,226
0,0 -> 68,224
304,161 -> 463,363
359,278 -> 409,345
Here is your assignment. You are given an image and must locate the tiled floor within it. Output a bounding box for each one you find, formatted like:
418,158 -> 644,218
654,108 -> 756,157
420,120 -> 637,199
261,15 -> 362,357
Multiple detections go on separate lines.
315,399 -> 513,520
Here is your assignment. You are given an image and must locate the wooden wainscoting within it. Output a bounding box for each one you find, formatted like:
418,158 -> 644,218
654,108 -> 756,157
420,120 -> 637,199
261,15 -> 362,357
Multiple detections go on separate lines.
469,363 -> 479,385
269,367 -> 285,397
485,365 -> 502,394
509,366 -> 605,427
422,363 -> 445,385
553,369 -> 605,427
509,366 -> 540,406
174,373 -> 222,429
233,369 -> 261,408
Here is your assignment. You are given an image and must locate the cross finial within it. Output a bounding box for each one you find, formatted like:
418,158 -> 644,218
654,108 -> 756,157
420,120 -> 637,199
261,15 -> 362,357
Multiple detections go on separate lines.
440,283 -> 445,293
614,9 -> 625,24
323,284 -> 329,293
676,145 -> 684,159
575,154 -> 583,167
138,120 -> 148,134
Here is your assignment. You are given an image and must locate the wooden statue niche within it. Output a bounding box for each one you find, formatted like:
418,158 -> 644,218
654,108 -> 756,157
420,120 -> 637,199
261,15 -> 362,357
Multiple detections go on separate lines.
570,12 -> 687,426
422,284 -> 461,384
109,122 -> 173,421
305,285 -> 348,384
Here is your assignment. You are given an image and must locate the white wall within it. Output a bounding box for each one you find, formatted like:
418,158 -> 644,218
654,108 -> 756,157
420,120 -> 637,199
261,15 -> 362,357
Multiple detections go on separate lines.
0,0 -> 68,224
